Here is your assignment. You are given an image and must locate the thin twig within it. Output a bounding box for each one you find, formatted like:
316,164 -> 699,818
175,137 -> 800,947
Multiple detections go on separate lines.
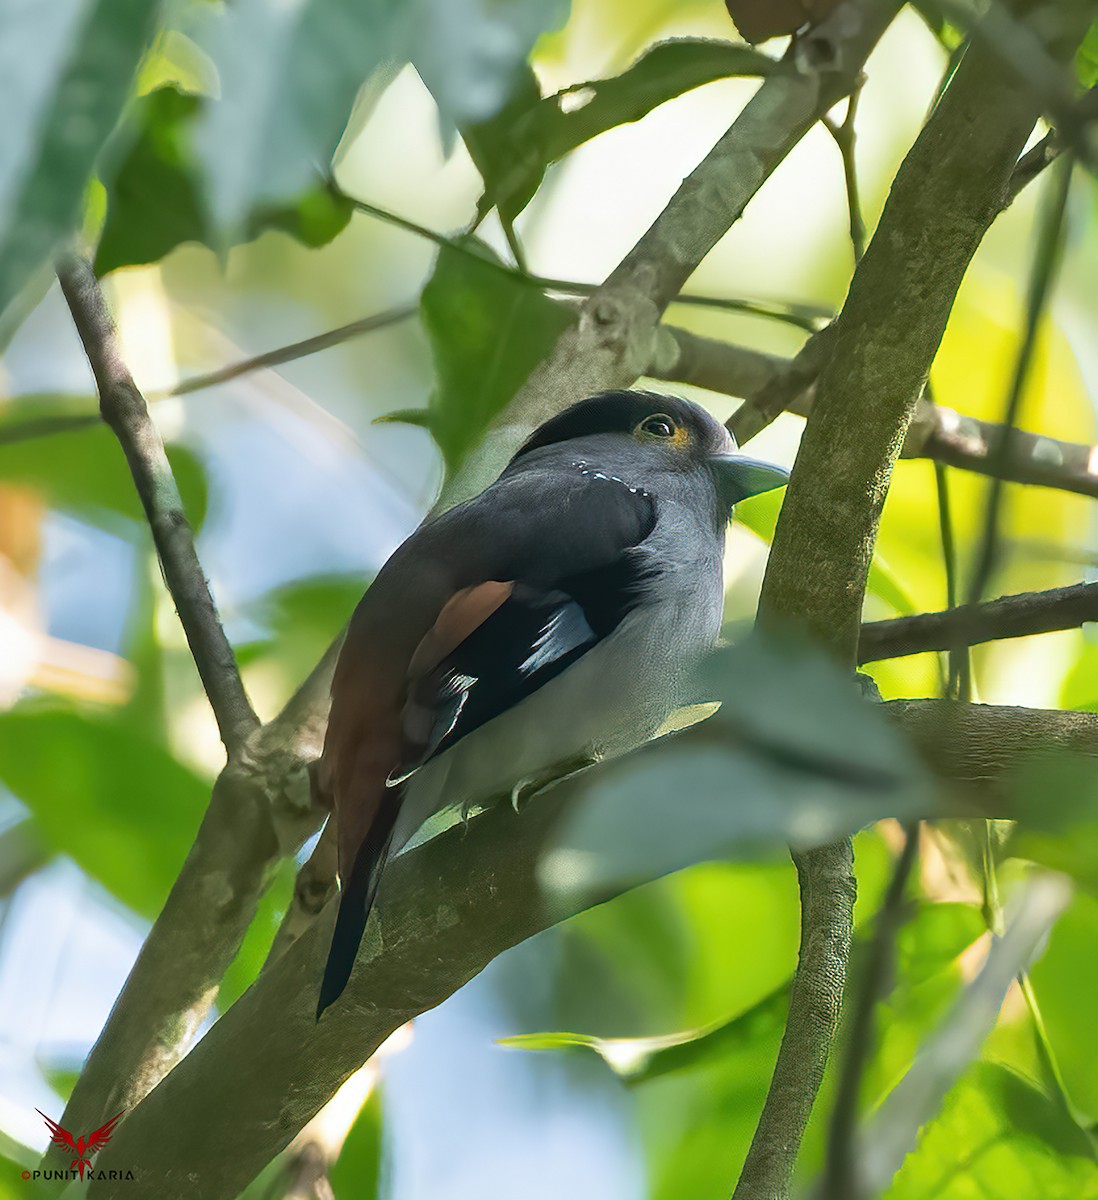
56,254 -> 259,756
967,153 -> 1074,606
822,77 -> 868,262
344,192 -> 829,331
821,824 -> 920,1200
160,304 -> 418,399
858,578 -> 1098,663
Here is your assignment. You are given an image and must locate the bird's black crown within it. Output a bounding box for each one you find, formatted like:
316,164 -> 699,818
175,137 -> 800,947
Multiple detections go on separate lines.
512,390 -> 728,462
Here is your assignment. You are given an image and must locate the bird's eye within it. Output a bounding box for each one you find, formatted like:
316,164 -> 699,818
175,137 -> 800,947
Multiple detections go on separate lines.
640,414 -> 676,439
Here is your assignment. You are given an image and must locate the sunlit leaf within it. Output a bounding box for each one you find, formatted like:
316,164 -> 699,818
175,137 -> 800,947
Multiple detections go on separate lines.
330,1086 -> 384,1200
465,38 -> 777,221
0,0 -> 161,325
0,707 -> 207,917
1075,19 -> 1098,87
420,238 -> 574,471
887,1063 -> 1097,1198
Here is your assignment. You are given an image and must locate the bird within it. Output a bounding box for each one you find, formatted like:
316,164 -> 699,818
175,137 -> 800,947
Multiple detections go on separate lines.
313,389 -> 789,1017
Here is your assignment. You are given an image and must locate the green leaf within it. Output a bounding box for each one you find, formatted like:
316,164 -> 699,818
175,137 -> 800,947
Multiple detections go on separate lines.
0,0 -> 161,325
95,88 -> 352,275
420,238 -> 574,471
542,634 -> 932,898
499,986 -> 791,1083
1075,19 -> 1098,88
217,860 -> 295,1009
0,405 -> 207,531
887,1063 -> 1097,1198
465,38 -> 777,222
0,707 -> 207,917
192,0 -> 568,237
330,1086 -> 384,1200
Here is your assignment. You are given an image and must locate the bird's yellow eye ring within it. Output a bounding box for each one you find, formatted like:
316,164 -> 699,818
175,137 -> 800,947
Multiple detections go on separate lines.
639,413 -> 677,439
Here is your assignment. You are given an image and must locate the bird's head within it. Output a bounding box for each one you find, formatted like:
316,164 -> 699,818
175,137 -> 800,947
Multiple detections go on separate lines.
511,389 -> 789,514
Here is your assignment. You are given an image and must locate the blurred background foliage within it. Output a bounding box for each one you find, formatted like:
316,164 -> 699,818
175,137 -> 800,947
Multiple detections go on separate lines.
1,0 -> 1098,1197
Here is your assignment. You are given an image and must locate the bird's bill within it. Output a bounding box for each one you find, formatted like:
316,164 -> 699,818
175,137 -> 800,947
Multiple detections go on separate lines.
710,452 -> 790,503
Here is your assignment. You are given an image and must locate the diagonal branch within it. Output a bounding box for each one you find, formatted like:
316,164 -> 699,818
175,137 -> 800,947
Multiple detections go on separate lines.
440,0 -> 903,505
57,254 -> 259,755
858,579 -> 1098,663
85,697 -> 1098,1200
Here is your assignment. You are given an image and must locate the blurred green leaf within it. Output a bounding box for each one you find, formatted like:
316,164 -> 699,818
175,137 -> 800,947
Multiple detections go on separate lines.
95,88 -> 352,275
0,0 -> 161,326
894,901 -> 984,978
0,407 -> 207,531
887,1063 -> 1096,1198
330,1086 -> 384,1200
0,707 -> 207,917
192,0 -> 567,236
1028,893 -> 1098,1121
1076,19 -> 1098,87
542,634 -> 933,899
242,574 -> 366,698
466,38 -> 777,222
420,238 -> 574,471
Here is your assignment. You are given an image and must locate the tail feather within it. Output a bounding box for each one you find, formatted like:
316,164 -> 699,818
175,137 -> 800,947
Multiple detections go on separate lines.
316,802 -> 400,1020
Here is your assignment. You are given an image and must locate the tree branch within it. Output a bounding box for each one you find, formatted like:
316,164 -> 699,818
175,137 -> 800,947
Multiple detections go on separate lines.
85,698 -> 1098,1200
440,0 -> 902,505
44,473 -> 340,1178
903,401 -> 1098,499
56,254 -> 259,755
738,3 -> 1091,1193
161,304 -> 418,399
859,579 -> 1098,663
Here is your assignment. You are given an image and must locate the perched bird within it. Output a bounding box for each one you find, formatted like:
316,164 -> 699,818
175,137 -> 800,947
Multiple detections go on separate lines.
314,390 -> 789,1017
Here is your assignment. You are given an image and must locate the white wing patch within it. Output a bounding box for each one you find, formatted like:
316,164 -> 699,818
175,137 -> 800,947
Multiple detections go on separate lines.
520,602 -> 596,675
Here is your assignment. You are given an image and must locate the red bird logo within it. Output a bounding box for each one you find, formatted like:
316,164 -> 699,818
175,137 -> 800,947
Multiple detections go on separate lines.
37,1109 -> 124,1180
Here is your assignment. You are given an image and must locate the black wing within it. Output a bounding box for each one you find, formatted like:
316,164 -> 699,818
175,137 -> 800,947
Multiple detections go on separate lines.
395,470 -> 657,778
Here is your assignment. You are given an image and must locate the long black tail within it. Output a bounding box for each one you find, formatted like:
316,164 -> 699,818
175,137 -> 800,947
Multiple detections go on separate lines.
316,802 -> 400,1020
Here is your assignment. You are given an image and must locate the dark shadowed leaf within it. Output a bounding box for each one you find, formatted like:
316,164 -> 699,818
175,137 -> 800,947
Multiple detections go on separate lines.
419,238 -> 574,471
95,88 -> 352,275
0,0 -> 161,326
542,633 -> 932,898
465,38 -> 777,222
0,707 -> 207,917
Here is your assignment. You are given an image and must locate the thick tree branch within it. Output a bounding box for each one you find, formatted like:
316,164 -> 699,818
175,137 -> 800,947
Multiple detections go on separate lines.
859,579 -> 1098,663
738,3 -> 1092,1194
56,254 -> 259,755
85,698 -> 1098,1200
46,555 -> 338,1177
